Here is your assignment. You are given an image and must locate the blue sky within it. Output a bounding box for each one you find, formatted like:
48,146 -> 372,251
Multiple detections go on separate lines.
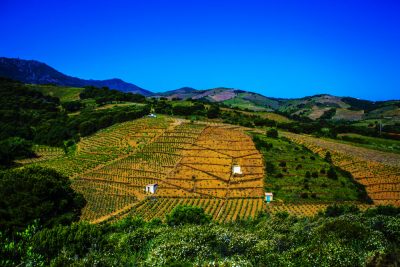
1,0 -> 399,100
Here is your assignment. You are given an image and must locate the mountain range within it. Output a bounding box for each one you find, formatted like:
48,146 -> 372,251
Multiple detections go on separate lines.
1,57 -> 399,121
0,57 -> 152,96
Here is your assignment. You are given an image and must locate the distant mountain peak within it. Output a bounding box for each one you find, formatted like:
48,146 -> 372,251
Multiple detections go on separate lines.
0,57 -> 153,96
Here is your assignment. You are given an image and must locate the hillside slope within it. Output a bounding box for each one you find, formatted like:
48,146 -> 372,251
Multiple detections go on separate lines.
158,87 -> 281,111
159,88 -> 400,121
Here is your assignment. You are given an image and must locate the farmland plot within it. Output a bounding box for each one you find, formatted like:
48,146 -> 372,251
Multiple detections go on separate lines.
284,132 -> 400,206
35,117 -> 171,177
74,120 -> 205,221
265,202 -> 371,216
129,197 -> 264,223
28,118 -> 266,222
130,126 -> 266,221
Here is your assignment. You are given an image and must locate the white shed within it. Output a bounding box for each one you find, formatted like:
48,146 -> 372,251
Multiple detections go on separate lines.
145,183 -> 158,194
265,192 -> 273,203
232,164 -> 242,175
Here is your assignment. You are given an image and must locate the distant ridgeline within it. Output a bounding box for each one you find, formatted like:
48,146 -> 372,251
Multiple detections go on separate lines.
0,57 -> 153,96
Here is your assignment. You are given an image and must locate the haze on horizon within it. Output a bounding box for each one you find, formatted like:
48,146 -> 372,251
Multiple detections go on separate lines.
1,0 -> 399,101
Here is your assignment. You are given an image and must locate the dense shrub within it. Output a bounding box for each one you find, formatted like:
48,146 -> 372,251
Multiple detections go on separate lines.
323,204 -> 360,217
327,166 -> 338,180
0,166 -> 86,232
266,128 -> 278,138
0,137 -> 34,166
165,205 -> 211,226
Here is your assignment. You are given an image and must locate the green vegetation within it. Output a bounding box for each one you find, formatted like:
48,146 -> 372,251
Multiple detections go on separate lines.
27,84 -> 84,102
266,128 -> 278,138
336,133 -> 400,154
166,205 -> 212,226
0,137 -> 34,167
0,166 -> 85,233
1,205 -> 399,266
223,93 -> 269,111
80,86 -> 146,105
0,78 -> 150,147
252,132 -> 370,202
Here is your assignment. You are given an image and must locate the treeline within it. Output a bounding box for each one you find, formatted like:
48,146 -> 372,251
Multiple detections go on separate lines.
80,86 -> 146,105
153,100 -> 221,118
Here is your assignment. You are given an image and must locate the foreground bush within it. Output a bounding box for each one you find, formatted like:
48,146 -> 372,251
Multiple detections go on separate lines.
2,205 -> 400,266
165,205 -> 212,226
0,166 -> 86,232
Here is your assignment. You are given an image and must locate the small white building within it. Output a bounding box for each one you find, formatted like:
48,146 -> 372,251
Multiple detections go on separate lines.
145,183 -> 158,194
232,164 -> 242,175
147,113 -> 157,118
265,192 -> 273,203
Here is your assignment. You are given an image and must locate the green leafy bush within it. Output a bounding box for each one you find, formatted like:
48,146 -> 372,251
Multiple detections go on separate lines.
165,205 -> 211,226
266,128 -> 279,138
0,166 -> 85,232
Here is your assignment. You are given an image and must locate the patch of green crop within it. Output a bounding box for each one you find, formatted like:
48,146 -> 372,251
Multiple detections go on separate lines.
252,132 -> 364,202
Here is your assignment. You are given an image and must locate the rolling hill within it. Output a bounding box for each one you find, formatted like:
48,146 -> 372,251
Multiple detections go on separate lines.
1,57 -> 399,121
157,87 -> 282,111
158,88 -> 400,121
0,57 -> 153,96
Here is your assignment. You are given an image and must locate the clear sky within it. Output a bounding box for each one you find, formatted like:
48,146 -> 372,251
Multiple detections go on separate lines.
1,0 -> 399,100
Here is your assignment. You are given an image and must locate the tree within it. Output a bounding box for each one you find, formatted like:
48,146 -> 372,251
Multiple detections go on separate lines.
324,151 -> 332,163
62,101 -> 84,112
327,166 -> 338,180
207,105 -> 220,118
98,115 -> 113,129
323,204 -> 360,217
0,166 -> 86,232
79,120 -> 97,137
165,205 -> 211,226
266,128 -> 278,138
0,137 -> 34,166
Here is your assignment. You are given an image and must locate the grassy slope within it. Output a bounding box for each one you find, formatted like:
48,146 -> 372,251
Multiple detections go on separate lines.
27,84 -> 84,102
253,132 -> 363,202
223,93 -> 269,111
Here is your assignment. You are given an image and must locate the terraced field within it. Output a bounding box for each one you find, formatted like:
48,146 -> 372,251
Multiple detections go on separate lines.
29,117 -> 266,222
130,197 -> 264,223
284,132 -> 400,207
24,117 -> 398,221
125,123 -> 265,222
264,202 -> 372,216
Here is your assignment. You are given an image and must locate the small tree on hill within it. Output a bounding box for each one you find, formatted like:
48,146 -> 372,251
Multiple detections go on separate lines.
207,105 -> 220,119
266,128 -> 278,138
327,166 -> 338,180
324,152 -> 332,163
